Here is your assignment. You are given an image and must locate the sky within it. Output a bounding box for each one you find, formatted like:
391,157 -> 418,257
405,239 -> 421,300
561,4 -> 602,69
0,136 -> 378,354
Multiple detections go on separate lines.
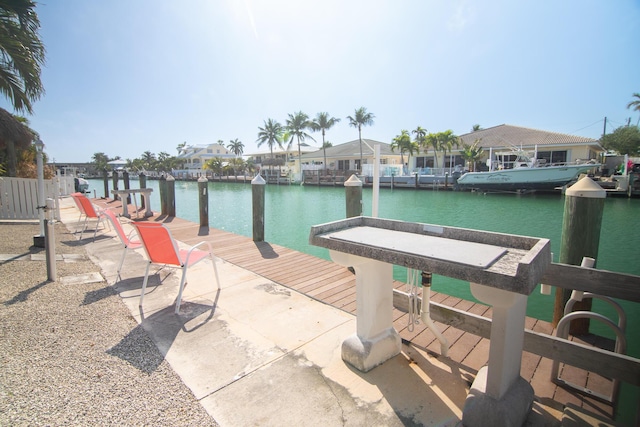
3,0 -> 639,163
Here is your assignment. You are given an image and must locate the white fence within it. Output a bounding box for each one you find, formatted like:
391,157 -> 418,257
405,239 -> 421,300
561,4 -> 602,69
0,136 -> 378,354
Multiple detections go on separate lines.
0,176 -> 76,220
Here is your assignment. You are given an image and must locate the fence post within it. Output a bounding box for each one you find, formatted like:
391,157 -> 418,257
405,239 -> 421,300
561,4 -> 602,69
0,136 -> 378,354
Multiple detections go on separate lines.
166,174 -> 176,217
344,174 -> 363,218
553,177 -> 606,333
252,174 -> 265,242
198,176 -> 208,228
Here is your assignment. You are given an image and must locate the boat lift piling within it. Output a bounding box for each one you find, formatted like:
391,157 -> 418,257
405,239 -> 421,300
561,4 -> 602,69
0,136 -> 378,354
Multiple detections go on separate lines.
553,176 -> 606,333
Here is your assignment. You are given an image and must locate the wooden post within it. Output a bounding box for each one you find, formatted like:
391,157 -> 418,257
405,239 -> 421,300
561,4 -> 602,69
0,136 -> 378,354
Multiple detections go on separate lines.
139,173 -> 147,209
344,174 -> 362,218
198,176 -> 208,228
415,172 -> 419,189
553,177 -> 606,333
123,170 -> 131,205
102,169 -> 109,198
159,175 -> 167,215
252,174 -> 265,242
112,171 -> 119,201
166,174 -> 176,217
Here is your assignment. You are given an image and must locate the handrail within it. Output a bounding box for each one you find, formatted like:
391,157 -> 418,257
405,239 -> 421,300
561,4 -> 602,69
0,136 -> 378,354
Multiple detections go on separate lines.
541,262 -> 640,302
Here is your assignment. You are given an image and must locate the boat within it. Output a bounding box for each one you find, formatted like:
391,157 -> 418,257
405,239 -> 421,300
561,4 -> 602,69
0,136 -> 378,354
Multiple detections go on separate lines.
456,153 -> 600,193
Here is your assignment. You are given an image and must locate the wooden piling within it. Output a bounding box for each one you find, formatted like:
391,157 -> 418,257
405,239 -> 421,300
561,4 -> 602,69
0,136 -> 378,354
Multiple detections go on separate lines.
102,169 -> 109,198
252,174 -> 265,242
123,170 -> 131,205
159,175 -> 167,215
198,176 -> 209,228
139,173 -> 147,209
553,177 -> 606,333
111,171 -> 119,200
166,174 -> 176,217
344,174 -> 363,218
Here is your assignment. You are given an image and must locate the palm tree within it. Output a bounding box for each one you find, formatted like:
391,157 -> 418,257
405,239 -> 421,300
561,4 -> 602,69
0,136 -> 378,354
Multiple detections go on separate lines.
412,126 -> 428,146
390,130 -> 418,174
227,138 -> 244,157
347,107 -> 375,173
0,0 -> 45,114
310,112 -> 340,174
423,132 -> 442,169
627,93 -> 640,126
256,118 -> 284,175
204,157 -> 224,178
176,141 -> 186,154
459,139 -> 484,171
472,124 -> 483,132
437,130 -> 460,171
285,111 -> 314,176
141,151 -> 156,171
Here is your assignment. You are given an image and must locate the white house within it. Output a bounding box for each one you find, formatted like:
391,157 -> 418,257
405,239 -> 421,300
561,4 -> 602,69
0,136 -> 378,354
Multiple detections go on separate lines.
176,143 -> 235,172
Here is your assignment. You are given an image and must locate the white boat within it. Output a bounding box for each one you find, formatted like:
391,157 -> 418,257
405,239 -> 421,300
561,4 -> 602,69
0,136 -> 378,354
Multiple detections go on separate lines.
456,158 -> 600,193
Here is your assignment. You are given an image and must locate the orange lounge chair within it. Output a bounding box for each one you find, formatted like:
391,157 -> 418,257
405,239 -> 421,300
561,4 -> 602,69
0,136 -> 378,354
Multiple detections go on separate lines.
70,193 -> 105,241
132,222 -> 219,314
100,208 -> 143,277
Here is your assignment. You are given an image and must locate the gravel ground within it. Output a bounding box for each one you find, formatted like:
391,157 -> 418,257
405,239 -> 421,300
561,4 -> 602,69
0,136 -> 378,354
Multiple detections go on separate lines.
0,221 -> 218,426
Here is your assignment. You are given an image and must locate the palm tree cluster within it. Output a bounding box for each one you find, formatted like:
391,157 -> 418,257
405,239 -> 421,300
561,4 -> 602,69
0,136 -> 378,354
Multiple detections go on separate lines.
391,127 -> 464,172
91,150 -> 182,174
256,107 -> 373,174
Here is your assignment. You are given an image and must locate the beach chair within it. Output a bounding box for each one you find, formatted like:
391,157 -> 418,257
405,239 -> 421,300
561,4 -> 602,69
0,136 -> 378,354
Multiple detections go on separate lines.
132,222 -> 219,314
100,208 -> 142,277
70,192 -> 87,224
71,193 -> 106,241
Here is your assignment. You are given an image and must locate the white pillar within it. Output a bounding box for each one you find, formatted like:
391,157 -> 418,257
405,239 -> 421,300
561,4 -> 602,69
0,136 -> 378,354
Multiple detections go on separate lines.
329,250 -> 401,372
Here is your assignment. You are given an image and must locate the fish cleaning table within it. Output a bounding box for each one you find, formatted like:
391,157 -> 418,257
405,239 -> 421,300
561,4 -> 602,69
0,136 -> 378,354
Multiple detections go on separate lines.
309,216 -> 551,427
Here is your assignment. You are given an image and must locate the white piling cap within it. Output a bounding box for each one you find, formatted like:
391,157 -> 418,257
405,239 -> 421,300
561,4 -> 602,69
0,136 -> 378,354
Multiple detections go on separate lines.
165,174 -> 175,181
565,176 -> 606,199
344,174 -> 362,187
251,174 -> 266,185
198,176 -> 208,182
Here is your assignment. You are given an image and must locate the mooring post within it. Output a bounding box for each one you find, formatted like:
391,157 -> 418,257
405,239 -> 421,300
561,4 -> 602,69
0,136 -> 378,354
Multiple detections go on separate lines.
553,177 -> 606,333
112,171 -> 119,201
139,172 -> 147,209
102,169 -> 109,198
198,176 -> 209,228
252,174 -> 266,242
415,172 -> 419,189
166,174 -> 176,217
159,175 -> 167,215
344,174 -> 362,218
123,170 -> 131,205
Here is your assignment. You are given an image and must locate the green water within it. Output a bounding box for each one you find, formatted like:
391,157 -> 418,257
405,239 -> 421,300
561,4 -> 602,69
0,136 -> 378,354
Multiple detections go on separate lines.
90,179 -> 640,422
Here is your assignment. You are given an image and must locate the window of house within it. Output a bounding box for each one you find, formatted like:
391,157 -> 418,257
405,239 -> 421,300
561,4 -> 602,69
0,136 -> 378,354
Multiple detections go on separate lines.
537,150 -> 567,165
338,160 -> 349,171
354,159 -> 361,170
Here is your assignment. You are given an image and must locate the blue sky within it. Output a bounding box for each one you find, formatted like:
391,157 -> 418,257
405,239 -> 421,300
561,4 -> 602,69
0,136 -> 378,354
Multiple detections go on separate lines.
4,0 -> 639,163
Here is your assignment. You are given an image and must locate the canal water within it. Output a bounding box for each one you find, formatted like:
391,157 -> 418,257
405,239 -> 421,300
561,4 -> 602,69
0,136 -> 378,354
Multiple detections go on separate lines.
90,178 -> 640,421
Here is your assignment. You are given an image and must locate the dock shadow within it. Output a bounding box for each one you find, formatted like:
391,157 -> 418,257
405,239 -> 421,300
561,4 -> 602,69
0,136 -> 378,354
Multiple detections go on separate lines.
255,241 -> 279,259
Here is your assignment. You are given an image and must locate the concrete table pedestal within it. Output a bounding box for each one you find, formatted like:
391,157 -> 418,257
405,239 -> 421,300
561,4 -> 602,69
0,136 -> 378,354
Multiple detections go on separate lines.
462,282 -> 534,427
330,250 -> 401,372
111,188 -> 153,218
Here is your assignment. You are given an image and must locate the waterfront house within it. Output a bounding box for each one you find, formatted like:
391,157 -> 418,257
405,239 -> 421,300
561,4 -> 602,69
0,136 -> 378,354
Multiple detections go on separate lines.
297,139 -> 404,177
451,124 -> 604,172
175,143 -> 235,176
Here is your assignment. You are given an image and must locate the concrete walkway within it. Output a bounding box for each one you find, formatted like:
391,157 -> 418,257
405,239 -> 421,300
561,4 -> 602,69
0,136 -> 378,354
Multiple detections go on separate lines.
59,196 -> 563,426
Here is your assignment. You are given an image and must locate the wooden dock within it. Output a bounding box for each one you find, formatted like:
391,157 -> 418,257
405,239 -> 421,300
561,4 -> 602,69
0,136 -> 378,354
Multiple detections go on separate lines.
93,197 -> 618,421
